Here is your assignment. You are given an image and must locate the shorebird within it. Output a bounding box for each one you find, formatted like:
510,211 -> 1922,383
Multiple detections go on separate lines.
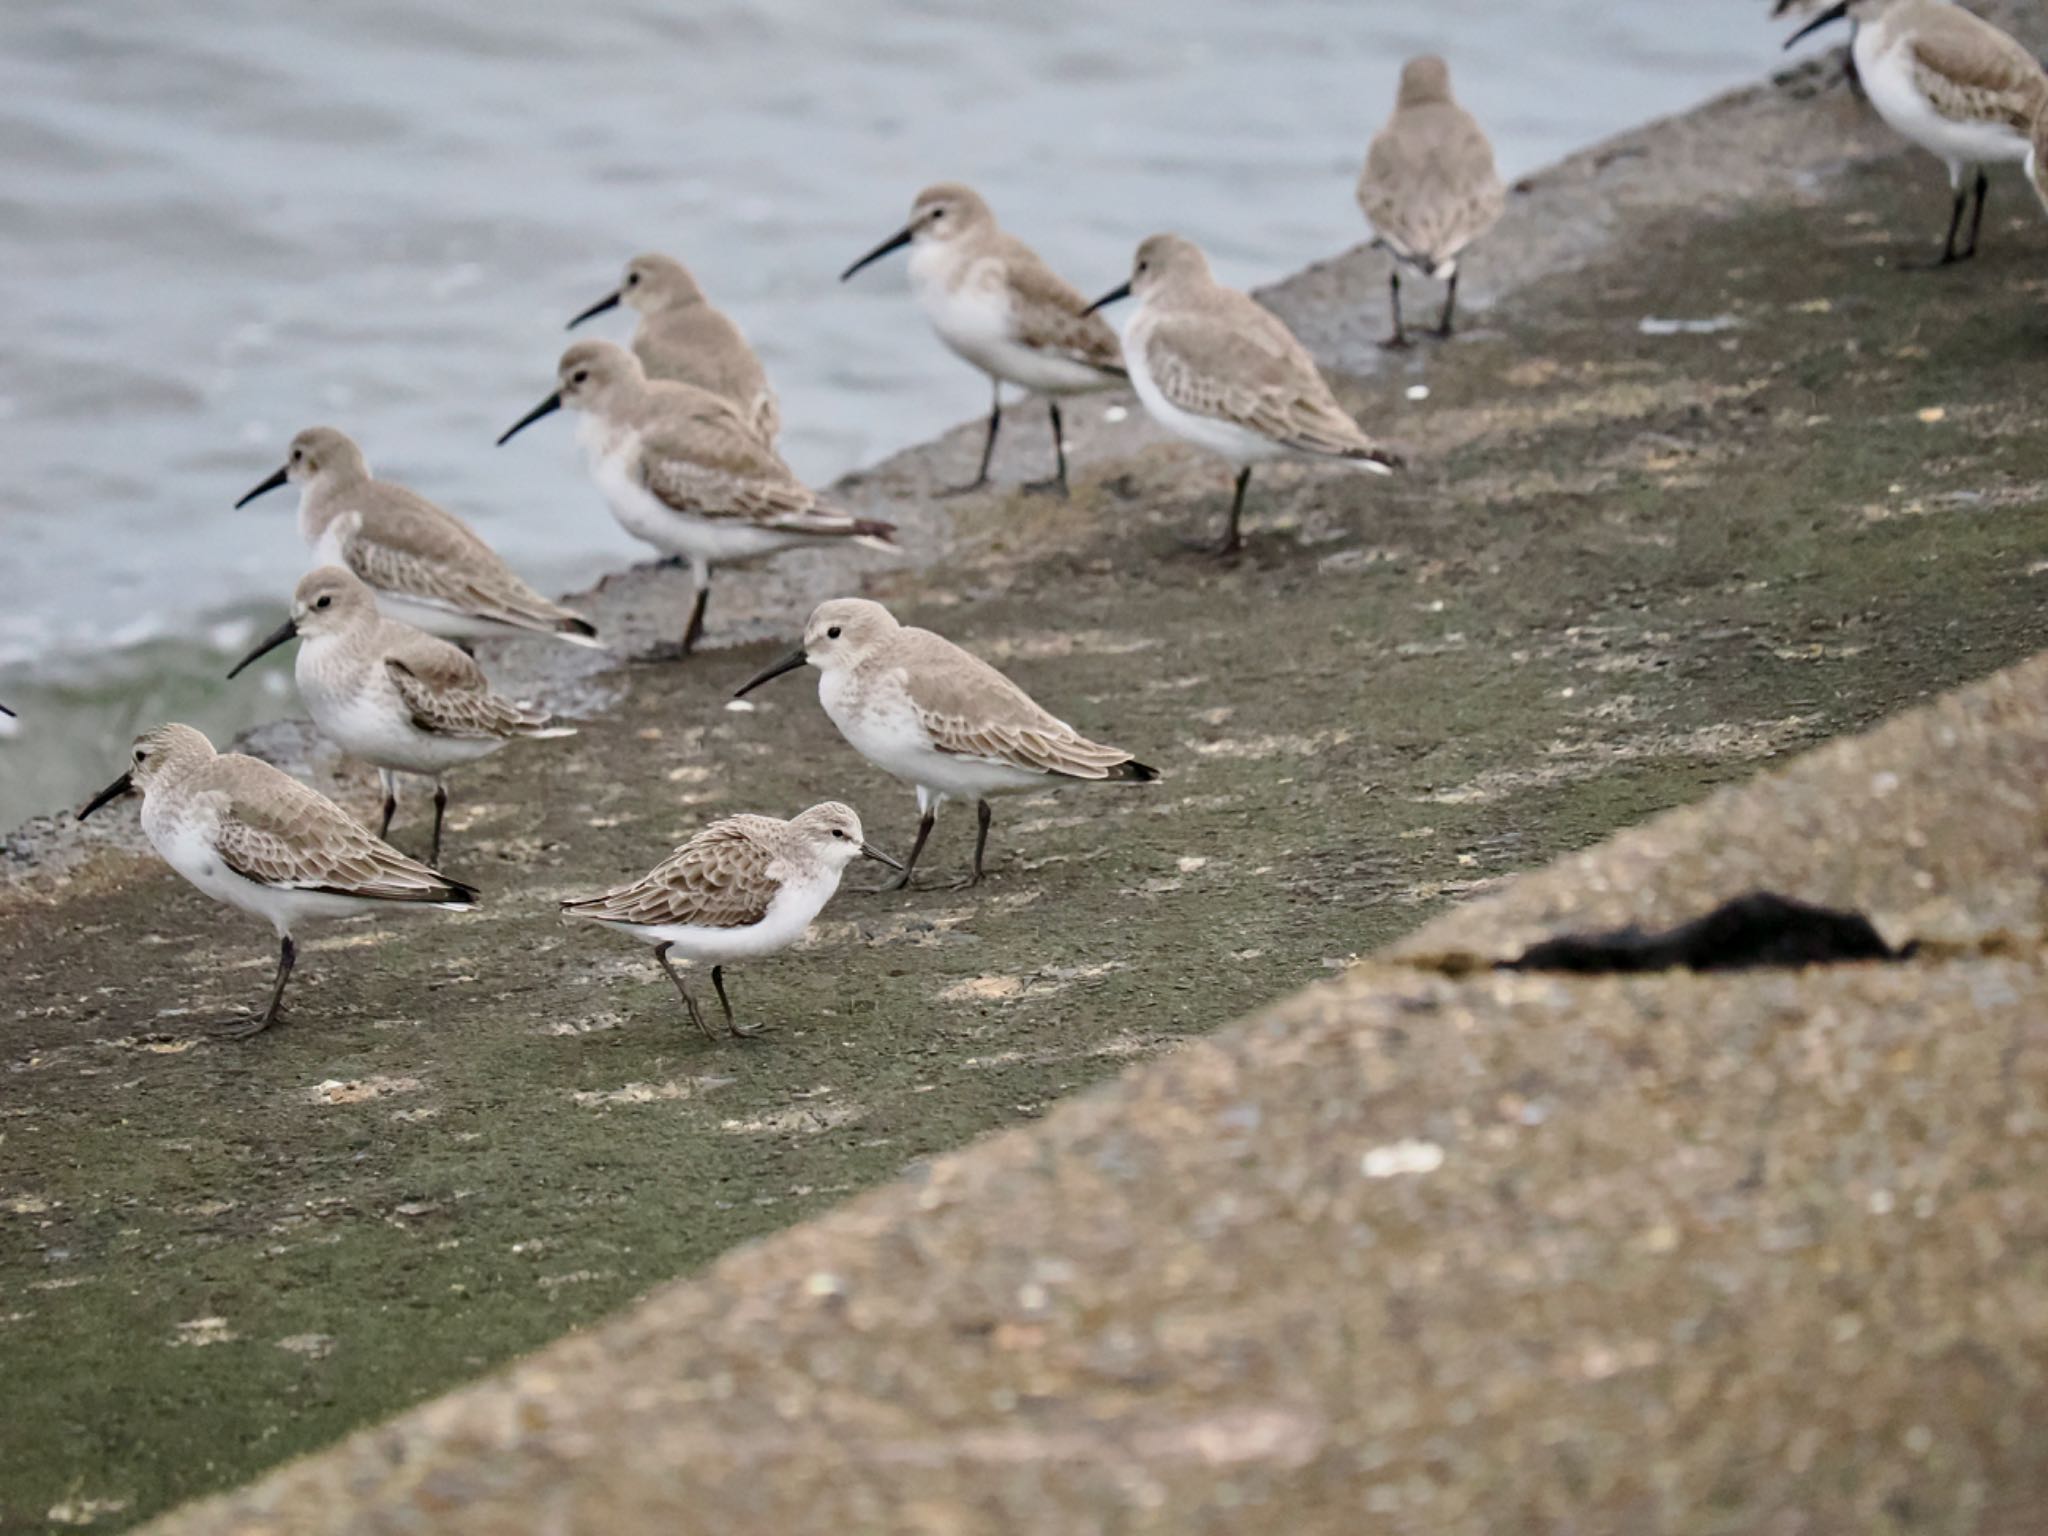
1084,235 -> 1403,555
840,182 -> 1125,498
566,253 -> 781,445
561,801 -> 899,1038
496,341 -> 894,658
226,567 -> 575,865
78,723 -> 476,1038
1785,0 -> 2048,265
735,598 -> 1157,890
1356,55 -> 1506,347
237,427 -> 601,649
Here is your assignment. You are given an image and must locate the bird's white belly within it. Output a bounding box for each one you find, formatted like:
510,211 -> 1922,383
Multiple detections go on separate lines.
1124,333 -> 1288,466
298,650 -> 501,776
583,431 -> 804,572
912,259 -> 1109,397
618,872 -> 838,961
822,676 -> 1048,806
145,806 -> 365,935
1860,33 -> 2029,172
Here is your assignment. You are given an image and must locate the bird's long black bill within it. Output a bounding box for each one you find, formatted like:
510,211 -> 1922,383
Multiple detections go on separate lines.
78,770 -> 133,821
840,228 -> 913,282
497,392 -> 562,446
733,648 -> 808,698
226,616 -> 299,680
859,842 -> 904,871
1784,1 -> 1850,48
1081,280 -> 1133,317
234,465 -> 289,509
567,290 -> 621,328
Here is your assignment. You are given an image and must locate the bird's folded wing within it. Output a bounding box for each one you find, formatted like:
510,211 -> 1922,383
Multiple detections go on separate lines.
1144,314 -> 1382,458
386,655 -> 548,740
1000,237 -> 1127,376
903,636 -> 1134,779
562,820 -> 777,928
638,408 -> 828,528
210,770 -> 464,900
345,517 -> 585,634
1911,21 -> 2048,132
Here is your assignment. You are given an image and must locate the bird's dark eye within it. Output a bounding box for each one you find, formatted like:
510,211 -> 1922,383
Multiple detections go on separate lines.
626,272 -> 640,286
826,625 -> 842,640
572,369 -> 589,385
832,828 -> 846,839
133,748 -> 148,764
315,595 -> 332,610
290,448 -> 302,462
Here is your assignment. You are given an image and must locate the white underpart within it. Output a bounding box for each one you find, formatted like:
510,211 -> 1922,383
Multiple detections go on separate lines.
295,633 -> 503,778
819,664 -> 1050,818
143,789 -> 410,939
1858,22 -> 2030,182
908,239 -> 1115,397
576,415 -> 809,589
606,865 -> 843,961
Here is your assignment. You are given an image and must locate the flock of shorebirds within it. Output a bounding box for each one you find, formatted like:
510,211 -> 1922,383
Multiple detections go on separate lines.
62,3 -> 2048,1039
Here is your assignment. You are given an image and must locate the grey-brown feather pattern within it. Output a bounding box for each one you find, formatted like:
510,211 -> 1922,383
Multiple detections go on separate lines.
562,818 -> 781,929
1908,21 -> 2048,133
1140,308 -> 1398,461
994,234 -> 1127,377
894,629 -> 1142,779
1357,100 -> 1505,275
204,756 -> 468,901
329,488 -> 591,635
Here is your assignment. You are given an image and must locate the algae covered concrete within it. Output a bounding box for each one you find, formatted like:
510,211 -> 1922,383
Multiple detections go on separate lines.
132,655 -> 2048,1536
6,53 -> 2048,1536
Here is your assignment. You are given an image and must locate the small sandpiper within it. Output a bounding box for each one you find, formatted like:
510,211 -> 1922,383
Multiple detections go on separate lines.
566,252 -> 781,446
840,182 -> 1125,498
79,723 -> 476,1038
237,427 -> 601,649
561,801 -> 899,1039
1356,55 -> 1506,347
1085,235 -> 1402,555
226,567 -> 575,865
735,598 -> 1157,890
496,341 -> 895,658
1786,0 -> 2048,265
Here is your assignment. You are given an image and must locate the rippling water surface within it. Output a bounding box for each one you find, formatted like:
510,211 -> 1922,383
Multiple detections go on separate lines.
0,0 -> 1769,828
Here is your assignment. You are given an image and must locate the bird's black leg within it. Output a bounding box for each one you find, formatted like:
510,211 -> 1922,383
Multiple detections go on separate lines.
710,964 -> 755,1038
947,799 -> 993,889
680,581 -> 711,655
941,383 -> 1001,496
655,943 -> 718,1040
1962,168 -> 1989,259
1024,400 -> 1070,497
378,769 -> 399,841
429,780 -> 448,868
863,808 -> 934,893
1904,185 -> 1970,269
218,934 -> 295,1039
1434,271 -> 1459,339
1380,268 -> 1410,349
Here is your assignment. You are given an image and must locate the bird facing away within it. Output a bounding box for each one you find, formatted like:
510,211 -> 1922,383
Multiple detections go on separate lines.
78,723 -> 476,1038
1356,55 -> 1506,347
1085,234 -> 1403,555
561,801 -> 899,1039
567,252 -> 781,446
497,341 -> 895,659
1785,0 -> 2048,265
840,182 -> 1126,498
735,598 -> 1158,890
236,426 -> 602,649
226,567 -> 575,865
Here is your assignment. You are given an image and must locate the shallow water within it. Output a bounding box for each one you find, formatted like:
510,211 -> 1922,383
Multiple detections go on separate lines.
0,0 -> 1770,829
